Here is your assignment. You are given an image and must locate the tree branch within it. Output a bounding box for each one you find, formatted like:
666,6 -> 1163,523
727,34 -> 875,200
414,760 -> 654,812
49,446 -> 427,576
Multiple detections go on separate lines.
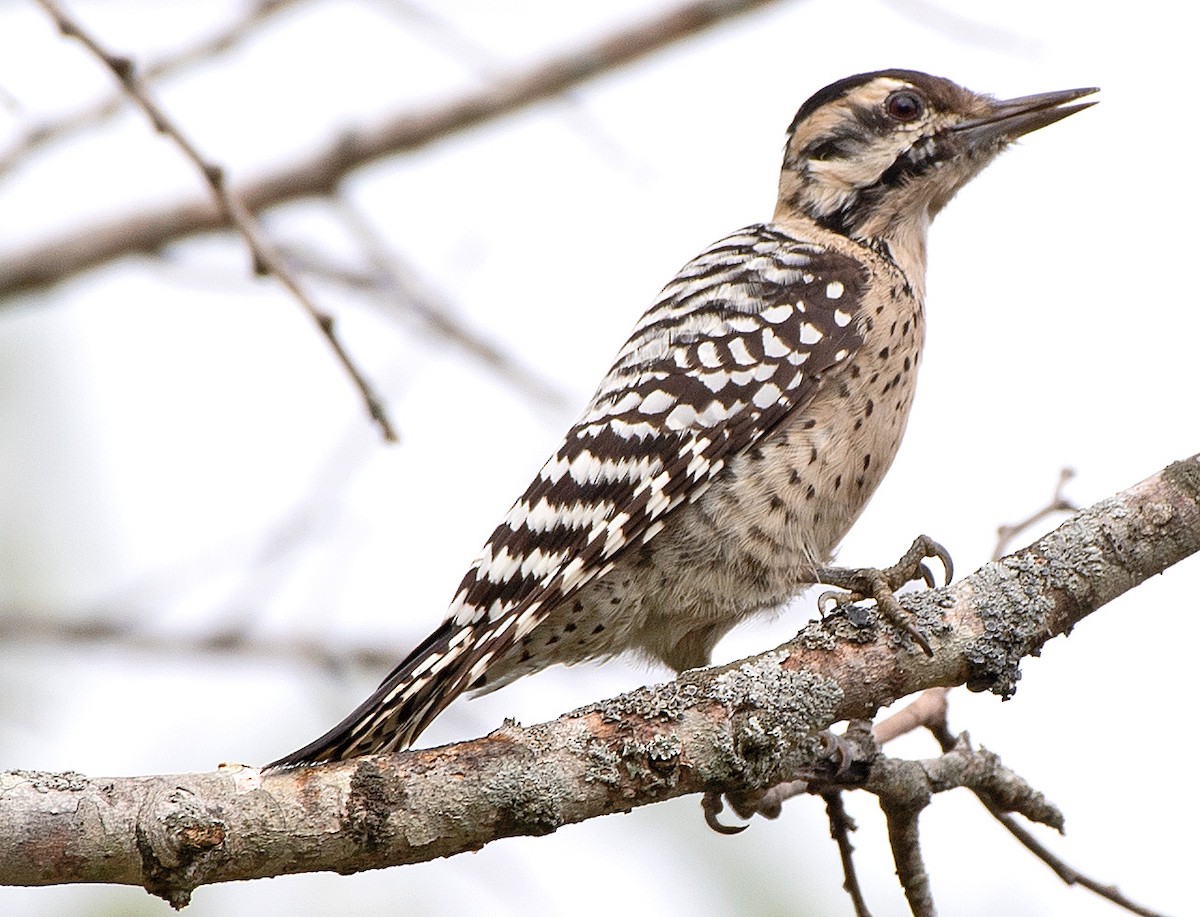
870,680 -> 1168,917
979,802 -> 1168,917
34,0 -> 399,442
1,454 -> 1196,907
0,0 -> 785,301
993,466 -> 1078,560
0,0 -> 304,177
823,791 -> 872,917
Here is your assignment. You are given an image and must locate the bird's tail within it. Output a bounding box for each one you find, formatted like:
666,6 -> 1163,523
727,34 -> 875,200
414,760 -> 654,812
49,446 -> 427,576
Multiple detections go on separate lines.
264,621 -> 467,770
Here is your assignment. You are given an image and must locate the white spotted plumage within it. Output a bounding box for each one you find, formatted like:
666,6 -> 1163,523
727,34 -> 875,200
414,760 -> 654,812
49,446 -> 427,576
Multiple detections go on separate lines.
269,69 -> 1094,768
270,224 -> 870,766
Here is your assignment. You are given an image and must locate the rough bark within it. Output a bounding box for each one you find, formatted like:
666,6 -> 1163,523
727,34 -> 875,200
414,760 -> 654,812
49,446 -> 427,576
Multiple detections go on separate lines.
1,455 -> 1196,907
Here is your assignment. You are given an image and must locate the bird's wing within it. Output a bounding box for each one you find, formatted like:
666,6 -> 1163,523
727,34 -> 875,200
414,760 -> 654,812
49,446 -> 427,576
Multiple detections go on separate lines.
444,224 -> 869,678
265,224 -> 868,766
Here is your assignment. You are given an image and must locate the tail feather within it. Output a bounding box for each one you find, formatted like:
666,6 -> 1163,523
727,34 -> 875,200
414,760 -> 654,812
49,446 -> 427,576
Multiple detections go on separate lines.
265,621 -> 467,770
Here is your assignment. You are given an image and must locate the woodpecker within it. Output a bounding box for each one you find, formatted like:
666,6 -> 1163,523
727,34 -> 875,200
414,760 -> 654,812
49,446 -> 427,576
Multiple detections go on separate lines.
268,70 -> 1095,769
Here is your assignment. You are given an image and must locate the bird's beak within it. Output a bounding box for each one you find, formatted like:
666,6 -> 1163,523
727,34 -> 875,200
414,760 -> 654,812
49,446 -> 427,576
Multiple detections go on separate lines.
953,87 -> 1098,145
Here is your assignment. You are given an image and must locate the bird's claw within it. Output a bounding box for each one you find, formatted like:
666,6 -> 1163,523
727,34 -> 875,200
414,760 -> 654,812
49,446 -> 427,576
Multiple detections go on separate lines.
918,562 -> 936,589
817,587 -> 861,616
702,791 -> 749,835
881,534 -> 953,592
814,535 -> 953,657
818,730 -> 855,780
701,730 -> 861,832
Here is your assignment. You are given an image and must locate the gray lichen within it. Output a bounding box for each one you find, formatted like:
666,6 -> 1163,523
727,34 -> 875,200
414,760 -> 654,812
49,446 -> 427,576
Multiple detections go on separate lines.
696,651 -> 843,785
572,677 -> 700,725
962,556 -> 1057,697
477,754 -> 565,838
578,734 -> 622,787
566,649 -> 843,789
645,733 -> 682,772
4,769 -> 89,793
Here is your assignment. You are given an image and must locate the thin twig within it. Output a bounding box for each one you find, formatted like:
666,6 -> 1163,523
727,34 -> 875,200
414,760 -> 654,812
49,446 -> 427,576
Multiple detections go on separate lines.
0,609 -> 401,673
877,0 -> 1041,55
993,467 -> 1077,560
872,688 -> 950,747
823,791 -> 873,917
33,0 -> 397,441
280,239 -> 573,412
906,684 -> 1170,916
0,0 -> 304,177
979,802 -> 1171,917
324,195 -> 574,413
1,0 -> 786,300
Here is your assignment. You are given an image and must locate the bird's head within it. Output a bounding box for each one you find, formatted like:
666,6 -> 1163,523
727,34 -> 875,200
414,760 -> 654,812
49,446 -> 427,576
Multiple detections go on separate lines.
776,70 -> 1096,257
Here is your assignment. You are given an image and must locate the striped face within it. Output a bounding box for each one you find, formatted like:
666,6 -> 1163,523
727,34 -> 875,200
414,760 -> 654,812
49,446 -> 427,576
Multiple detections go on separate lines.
779,70 -> 995,241
440,225 -> 867,688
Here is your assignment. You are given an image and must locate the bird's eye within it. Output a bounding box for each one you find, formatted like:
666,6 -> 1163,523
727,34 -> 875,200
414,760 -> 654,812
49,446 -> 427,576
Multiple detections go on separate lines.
885,90 -> 924,122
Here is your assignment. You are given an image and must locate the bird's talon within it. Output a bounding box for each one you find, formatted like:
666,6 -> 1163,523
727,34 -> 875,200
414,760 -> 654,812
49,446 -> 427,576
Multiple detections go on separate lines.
918,562 -> 936,589
906,622 -> 934,657
702,792 -> 749,835
817,588 -> 857,616
814,535 -> 950,655
920,535 -> 954,585
819,731 -> 854,778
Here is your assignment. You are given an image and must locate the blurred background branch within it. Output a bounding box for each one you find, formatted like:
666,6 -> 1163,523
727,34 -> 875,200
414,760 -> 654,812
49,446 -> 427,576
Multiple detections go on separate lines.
0,0 -> 304,176
0,2 -> 1195,916
0,0 -> 784,300
35,0 -> 399,439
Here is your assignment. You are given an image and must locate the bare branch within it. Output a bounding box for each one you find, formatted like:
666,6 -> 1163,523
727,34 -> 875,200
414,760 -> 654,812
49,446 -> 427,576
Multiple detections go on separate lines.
979,803 -> 1171,917
871,688 -> 949,747
0,0 -> 785,301
0,0 -> 304,177
281,242 -> 574,413
823,791 -> 872,917
326,195 -> 574,413
876,763 -> 935,917
870,737 -> 1065,917
33,0 -> 398,441
884,679 -> 1171,917
993,466 -> 1078,560
1,455 -> 1196,906
716,722 -> 1072,916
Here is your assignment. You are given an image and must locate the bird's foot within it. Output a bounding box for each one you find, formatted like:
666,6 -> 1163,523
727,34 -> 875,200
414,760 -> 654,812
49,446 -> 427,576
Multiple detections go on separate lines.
815,535 -> 953,656
703,724 -> 876,832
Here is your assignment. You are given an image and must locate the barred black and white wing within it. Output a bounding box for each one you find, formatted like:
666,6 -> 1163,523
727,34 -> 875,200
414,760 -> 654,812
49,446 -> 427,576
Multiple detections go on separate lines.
267,224 -> 867,768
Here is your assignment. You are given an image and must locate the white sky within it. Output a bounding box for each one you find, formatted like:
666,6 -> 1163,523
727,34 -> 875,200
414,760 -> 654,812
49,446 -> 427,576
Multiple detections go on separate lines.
1,1 -> 1198,915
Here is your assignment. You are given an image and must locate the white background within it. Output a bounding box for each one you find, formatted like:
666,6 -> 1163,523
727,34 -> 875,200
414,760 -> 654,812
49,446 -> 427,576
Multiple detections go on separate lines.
1,1 -> 1197,915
